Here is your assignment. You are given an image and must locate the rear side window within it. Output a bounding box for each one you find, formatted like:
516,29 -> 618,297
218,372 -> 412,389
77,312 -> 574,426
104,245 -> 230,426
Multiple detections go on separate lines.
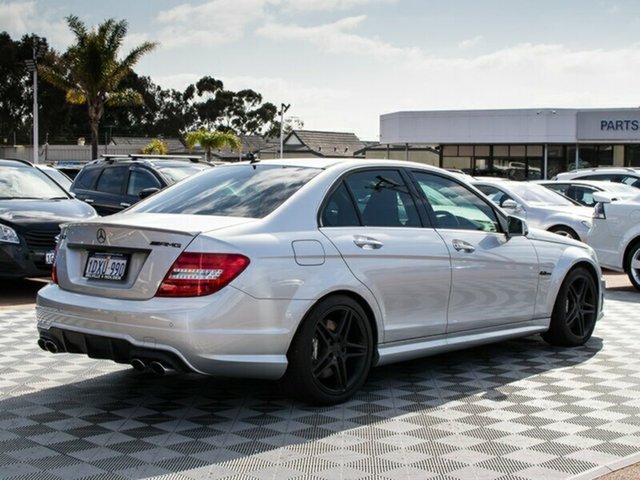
342,170 -> 420,227
95,167 -> 127,194
131,165 -> 320,218
73,167 -> 101,190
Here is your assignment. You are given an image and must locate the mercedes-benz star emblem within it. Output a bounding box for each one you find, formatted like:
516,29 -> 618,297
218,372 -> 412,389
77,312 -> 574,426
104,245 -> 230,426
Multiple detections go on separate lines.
96,228 -> 106,244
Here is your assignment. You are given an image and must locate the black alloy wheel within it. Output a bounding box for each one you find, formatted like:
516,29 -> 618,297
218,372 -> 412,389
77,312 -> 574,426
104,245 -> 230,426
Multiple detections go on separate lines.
286,295 -> 373,405
543,267 -> 598,347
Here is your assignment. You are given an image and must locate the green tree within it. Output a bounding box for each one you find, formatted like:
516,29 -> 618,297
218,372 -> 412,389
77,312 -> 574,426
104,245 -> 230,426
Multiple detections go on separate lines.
39,15 -> 157,159
185,129 -> 240,162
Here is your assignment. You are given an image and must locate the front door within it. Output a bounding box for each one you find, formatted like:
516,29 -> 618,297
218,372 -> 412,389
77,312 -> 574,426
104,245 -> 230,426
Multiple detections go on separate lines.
411,171 -> 539,333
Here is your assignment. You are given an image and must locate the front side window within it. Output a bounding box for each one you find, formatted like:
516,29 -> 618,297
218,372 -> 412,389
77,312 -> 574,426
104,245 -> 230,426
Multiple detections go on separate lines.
414,173 -> 499,232
127,169 -> 161,196
131,164 -> 320,218
342,170 -> 420,227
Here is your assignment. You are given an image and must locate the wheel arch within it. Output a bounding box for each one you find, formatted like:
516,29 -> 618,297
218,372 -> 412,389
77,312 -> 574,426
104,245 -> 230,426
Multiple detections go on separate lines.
547,224 -> 578,238
623,236 -> 640,273
287,290 -> 380,363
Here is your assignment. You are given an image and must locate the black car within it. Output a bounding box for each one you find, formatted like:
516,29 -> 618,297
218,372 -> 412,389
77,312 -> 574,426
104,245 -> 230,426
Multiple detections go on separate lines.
0,158 -> 97,279
70,154 -> 213,216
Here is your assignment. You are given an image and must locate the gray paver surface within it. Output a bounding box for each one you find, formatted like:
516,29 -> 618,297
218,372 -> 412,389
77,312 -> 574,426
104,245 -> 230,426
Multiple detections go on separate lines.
1,288 -> 639,479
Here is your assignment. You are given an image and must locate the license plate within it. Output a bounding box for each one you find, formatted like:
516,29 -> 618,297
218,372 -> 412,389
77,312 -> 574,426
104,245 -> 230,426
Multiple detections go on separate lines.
84,252 -> 129,281
45,251 -> 55,265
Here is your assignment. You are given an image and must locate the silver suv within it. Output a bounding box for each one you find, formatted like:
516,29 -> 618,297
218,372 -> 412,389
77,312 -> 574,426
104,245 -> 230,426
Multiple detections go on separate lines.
553,167 -> 640,188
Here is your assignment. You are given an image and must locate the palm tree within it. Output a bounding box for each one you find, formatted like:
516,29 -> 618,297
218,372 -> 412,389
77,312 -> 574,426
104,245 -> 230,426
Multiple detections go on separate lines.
39,15 -> 157,160
185,129 -> 241,162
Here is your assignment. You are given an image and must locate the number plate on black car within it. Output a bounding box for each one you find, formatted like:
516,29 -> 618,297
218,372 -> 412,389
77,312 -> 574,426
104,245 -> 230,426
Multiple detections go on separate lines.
84,252 -> 129,281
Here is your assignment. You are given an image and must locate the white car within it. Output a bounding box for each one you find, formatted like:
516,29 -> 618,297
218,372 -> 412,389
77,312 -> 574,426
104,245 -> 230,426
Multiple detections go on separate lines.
553,167 -> 640,188
472,179 -> 594,241
588,190 -> 640,290
36,159 -> 604,404
535,180 -> 638,207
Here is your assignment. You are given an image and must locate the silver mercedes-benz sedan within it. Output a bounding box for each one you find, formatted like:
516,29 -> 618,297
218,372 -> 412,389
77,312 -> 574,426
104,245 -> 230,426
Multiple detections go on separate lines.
36,159 -> 604,404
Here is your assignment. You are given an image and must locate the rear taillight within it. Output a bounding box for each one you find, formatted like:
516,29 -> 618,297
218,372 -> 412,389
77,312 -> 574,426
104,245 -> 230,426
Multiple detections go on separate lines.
156,252 -> 250,297
51,236 -> 60,284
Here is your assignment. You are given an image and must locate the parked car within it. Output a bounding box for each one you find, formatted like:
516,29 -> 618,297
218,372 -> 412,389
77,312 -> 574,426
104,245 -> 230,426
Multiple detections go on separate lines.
473,179 -> 593,241
0,158 -> 97,279
535,180 -> 637,207
70,154 -> 213,215
587,190 -> 640,290
553,167 -> 640,188
37,159 -> 603,404
37,164 -> 73,191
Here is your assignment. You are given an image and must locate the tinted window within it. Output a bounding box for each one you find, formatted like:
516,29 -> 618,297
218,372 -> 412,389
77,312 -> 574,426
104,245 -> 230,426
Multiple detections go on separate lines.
131,164 -> 320,218
343,170 -> 420,227
415,173 -> 499,232
127,169 -> 161,196
73,167 -> 101,190
321,182 -> 360,227
582,174 -> 620,182
95,167 -> 127,194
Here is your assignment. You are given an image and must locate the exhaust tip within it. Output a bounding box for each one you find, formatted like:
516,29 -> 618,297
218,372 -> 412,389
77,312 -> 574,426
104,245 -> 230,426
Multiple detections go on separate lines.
149,361 -> 171,376
44,340 -> 59,353
130,358 -> 146,371
37,338 -> 47,351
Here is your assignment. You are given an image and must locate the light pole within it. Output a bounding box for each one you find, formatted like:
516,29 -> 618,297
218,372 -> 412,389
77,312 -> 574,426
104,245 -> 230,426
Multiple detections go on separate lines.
279,103 -> 290,159
24,39 -> 46,164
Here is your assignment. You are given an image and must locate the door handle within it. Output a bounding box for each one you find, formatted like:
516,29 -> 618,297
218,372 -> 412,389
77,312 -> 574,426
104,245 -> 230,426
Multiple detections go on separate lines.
353,235 -> 384,250
452,239 -> 475,253
119,202 -> 131,208
84,198 -> 94,203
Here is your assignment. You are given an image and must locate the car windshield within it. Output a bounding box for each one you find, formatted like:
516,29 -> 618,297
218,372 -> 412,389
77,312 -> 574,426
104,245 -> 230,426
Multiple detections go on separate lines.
0,166 -> 69,200
156,163 -> 212,183
130,164 -> 321,218
508,183 -> 575,206
38,166 -> 72,191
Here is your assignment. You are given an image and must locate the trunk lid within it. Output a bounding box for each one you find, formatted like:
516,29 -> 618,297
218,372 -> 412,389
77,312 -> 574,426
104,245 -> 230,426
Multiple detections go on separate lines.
55,214 -> 251,299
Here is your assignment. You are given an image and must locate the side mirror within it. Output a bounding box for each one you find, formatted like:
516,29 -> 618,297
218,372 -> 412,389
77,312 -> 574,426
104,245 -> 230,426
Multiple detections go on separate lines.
501,199 -> 522,211
139,187 -> 160,199
592,192 -> 612,204
507,215 -> 528,237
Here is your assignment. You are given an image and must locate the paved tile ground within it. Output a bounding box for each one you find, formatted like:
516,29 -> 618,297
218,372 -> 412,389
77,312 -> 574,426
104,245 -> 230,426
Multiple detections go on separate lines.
1,288 -> 640,480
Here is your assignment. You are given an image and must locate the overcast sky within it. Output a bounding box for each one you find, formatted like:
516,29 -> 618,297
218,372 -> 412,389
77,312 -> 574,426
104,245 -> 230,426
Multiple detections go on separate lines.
2,0 -> 640,140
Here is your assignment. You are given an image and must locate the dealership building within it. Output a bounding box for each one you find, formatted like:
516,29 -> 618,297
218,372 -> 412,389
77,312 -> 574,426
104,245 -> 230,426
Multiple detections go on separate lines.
379,108 -> 640,179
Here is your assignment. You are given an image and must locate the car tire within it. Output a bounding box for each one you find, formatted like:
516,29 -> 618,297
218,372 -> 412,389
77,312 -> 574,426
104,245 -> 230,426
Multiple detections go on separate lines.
625,241 -> 640,291
548,225 -> 579,240
542,267 -> 598,347
285,295 -> 373,405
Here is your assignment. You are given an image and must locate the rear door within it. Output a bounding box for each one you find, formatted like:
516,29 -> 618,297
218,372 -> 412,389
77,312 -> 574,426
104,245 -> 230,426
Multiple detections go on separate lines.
89,166 -> 129,215
319,168 -> 451,343
410,171 -> 539,333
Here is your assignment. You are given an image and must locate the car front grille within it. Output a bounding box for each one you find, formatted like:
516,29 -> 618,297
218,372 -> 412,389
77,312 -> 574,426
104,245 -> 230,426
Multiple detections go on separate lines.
23,229 -> 59,251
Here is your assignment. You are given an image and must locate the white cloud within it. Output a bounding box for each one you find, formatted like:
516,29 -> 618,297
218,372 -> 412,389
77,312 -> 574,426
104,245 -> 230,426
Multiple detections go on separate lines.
459,35 -> 483,49
280,0 -> 397,12
0,0 -> 35,32
0,1 -> 71,48
257,15 -> 420,58
155,0 -> 274,48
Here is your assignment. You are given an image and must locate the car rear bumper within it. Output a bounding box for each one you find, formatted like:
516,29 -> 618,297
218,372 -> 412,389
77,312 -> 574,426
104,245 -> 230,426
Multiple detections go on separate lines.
36,284 -> 310,379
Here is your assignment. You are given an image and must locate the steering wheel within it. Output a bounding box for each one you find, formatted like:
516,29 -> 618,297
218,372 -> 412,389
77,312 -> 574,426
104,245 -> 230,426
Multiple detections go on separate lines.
434,210 -> 460,228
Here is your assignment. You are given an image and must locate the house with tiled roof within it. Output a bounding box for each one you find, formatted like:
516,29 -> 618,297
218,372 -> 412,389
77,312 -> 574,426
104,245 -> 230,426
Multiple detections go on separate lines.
110,136 -> 187,154
258,130 -> 367,159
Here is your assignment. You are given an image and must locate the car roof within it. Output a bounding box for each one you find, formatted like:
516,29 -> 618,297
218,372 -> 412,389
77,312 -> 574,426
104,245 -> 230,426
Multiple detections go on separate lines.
557,167 -> 640,176
536,179 -> 629,188
0,158 -> 35,168
218,157 -> 451,173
